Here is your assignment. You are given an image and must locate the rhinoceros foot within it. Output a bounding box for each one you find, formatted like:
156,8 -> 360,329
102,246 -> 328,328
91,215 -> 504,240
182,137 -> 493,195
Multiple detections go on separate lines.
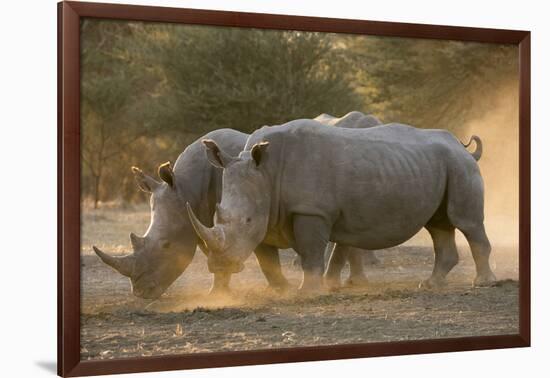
473,271 -> 497,287
323,275 -> 342,292
208,286 -> 232,297
343,275 -> 369,288
418,276 -> 447,290
298,276 -> 326,296
271,280 -> 291,293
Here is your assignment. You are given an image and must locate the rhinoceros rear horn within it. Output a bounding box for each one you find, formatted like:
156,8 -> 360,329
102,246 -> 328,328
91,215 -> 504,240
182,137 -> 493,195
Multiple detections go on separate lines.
93,246 -> 135,277
186,202 -> 225,252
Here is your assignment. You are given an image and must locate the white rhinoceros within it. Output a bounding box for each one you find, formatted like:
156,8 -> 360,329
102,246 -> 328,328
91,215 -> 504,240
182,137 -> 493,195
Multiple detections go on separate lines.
188,120 -> 496,292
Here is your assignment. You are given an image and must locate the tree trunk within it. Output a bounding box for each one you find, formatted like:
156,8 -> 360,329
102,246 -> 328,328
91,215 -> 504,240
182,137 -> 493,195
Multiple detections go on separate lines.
93,173 -> 101,209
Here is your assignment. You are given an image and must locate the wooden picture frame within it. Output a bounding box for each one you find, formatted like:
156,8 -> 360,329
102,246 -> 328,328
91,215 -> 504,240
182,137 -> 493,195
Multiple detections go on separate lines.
58,1 -> 531,376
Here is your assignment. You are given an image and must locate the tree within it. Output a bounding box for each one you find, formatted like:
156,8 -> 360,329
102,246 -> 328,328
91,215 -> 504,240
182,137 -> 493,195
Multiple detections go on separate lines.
81,20 -> 161,207
151,26 -> 363,135
341,36 -> 518,133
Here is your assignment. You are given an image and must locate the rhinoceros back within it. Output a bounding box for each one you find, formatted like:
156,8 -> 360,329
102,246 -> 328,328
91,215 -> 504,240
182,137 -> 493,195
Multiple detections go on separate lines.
314,111 -> 382,129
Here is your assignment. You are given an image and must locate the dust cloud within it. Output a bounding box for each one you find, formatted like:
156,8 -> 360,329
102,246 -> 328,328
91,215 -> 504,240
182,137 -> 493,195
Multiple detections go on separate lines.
403,80 -> 520,279
464,82 -> 519,249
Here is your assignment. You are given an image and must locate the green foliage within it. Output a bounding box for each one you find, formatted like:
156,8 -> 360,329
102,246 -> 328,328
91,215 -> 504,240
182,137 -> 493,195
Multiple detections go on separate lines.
343,36 -> 518,132
149,26 -> 362,134
80,20 -> 518,205
81,20 -> 163,206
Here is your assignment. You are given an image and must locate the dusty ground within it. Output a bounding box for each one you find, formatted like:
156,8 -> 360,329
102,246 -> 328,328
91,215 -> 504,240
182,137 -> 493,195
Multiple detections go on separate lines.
81,205 -> 519,360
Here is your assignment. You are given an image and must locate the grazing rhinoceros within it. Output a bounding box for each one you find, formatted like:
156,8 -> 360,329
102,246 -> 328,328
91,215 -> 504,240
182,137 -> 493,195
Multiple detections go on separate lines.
187,120 -> 496,292
93,129 -> 290,299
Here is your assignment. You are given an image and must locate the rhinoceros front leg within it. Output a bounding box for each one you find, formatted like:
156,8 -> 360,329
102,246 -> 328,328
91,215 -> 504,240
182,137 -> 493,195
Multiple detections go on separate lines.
293,215 -> 330,293
253,243 -> 290,291
210,271 -> 231,295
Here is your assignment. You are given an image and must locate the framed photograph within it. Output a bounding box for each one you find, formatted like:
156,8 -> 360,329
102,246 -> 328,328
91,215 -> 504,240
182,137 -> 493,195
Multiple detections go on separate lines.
58,1 -> 530,376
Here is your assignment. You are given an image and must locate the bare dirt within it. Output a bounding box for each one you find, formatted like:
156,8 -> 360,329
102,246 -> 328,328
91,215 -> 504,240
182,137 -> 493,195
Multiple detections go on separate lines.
81,206 -> 519,360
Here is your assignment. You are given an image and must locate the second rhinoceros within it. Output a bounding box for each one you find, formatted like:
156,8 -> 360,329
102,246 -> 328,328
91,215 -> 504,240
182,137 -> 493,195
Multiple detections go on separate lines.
188,120 -> 496,292
93,129 -> 290,299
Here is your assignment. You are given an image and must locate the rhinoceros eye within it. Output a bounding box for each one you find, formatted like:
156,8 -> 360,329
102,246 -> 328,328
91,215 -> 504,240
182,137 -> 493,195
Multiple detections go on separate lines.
162,242 -> 171,249
246,217 -> 251,223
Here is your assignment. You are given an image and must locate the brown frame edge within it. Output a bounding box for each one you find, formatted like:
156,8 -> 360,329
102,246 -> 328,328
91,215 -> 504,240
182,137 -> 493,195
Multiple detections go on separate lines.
58,1 -> 81,377
58,1 -> 531,376
69,335 -> 527,377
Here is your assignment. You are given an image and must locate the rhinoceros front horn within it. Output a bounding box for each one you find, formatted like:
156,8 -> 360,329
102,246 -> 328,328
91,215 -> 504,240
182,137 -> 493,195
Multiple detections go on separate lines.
186,202 -> 225,253
93,246 -> 135,277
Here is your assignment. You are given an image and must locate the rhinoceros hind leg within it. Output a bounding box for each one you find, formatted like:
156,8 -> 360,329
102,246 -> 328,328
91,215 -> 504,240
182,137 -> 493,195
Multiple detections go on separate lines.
420,226 -> 459,289
462,226 -> 496,287
345,247 -> 369,287
294,215 -> 330,294
363,250 -> 381,265
254,244 -> 290,291
445,162 -> 496,286
343,276 -> 369,288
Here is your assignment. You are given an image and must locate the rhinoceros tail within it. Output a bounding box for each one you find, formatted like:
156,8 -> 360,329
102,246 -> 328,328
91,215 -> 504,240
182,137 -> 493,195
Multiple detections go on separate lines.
462,135 -> 482,161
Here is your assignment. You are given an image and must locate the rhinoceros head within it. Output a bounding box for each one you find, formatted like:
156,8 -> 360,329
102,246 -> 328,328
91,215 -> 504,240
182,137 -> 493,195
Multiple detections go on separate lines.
93,162 -> 197,299
187,139 -> 271,273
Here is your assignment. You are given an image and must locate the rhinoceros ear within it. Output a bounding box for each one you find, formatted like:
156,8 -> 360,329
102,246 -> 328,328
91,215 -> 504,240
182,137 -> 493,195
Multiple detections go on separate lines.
131,166 -> 160,193
251,141 -> 269,166
202,139 -> 234,169
158,161 -> 174,188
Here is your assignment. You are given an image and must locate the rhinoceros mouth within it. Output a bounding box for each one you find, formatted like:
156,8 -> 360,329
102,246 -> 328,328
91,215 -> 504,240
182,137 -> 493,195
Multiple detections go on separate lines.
131,277 -> 164,299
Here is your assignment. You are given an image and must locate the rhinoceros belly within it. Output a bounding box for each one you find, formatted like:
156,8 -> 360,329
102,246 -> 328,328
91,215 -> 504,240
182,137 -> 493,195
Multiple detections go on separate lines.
330,188 -> 444,250
329,146 -> 447,250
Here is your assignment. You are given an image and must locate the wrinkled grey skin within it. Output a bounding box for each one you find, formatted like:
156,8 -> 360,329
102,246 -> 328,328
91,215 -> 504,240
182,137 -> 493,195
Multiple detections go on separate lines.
309,111 -> 383,287
188,120 -> 496,292
93,129 -> 289,299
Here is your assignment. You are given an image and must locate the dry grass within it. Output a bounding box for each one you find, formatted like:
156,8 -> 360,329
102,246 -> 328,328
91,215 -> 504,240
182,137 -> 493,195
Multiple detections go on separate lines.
81,203 -> 150,256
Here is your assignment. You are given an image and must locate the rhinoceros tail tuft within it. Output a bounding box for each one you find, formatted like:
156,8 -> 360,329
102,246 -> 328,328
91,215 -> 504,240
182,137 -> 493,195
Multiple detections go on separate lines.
462,135 -> 482,161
